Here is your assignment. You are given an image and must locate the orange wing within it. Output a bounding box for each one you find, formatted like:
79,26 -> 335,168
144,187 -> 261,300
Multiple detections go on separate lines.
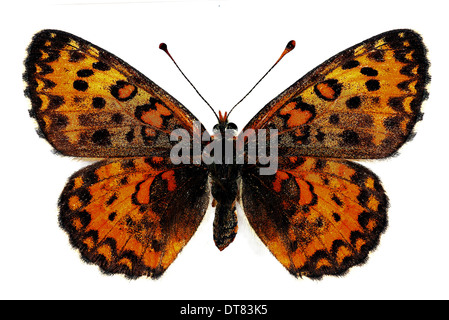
24,30 -> 211,278
58,156 -> 209,278
240,29 -> 429,278
243,29 -> 429,159
241,157 -> 387,278
24,29 -> 205,158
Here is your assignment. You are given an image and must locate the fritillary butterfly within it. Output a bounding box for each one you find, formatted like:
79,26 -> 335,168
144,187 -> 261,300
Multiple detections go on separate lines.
24,29 -> 429,279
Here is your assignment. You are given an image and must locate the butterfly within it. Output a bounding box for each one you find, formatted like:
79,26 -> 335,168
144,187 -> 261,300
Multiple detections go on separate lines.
24,29 -> 429,279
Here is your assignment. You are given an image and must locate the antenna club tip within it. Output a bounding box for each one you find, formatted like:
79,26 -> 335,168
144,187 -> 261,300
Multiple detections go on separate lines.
286,40 -> 296,51
159,43 -> 168,51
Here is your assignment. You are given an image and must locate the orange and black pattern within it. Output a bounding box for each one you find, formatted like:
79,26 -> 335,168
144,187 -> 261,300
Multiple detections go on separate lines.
24,29 -> 429,279
24,30 -> 209,278
242,157 -> 387,278
244,30 -> 429,159
240,29 -> 429,277
58,157 -> 209,278
24,30 -> 205,158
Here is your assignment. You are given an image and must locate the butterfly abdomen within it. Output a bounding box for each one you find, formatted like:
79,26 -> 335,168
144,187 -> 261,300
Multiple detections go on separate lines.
209,160 -> 240,251
213,200 -> 238,251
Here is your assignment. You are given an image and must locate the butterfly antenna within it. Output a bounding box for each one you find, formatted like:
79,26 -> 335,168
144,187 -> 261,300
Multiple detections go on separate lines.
159,43 -> 219,121
227,40 -> 296,118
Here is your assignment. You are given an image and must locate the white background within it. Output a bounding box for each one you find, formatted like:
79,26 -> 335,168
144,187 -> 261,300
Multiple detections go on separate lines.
1,0 -> 448,299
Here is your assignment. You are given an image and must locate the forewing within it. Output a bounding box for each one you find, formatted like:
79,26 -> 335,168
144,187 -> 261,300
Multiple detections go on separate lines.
241,157 -> 387,278
58,157 -> 209,278
24,29 -> 205,157
243,29 -> 429,159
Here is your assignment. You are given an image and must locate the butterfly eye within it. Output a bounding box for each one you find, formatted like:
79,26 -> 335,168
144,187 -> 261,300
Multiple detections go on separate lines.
227,122 -> 238,130
213,124 -> 220,132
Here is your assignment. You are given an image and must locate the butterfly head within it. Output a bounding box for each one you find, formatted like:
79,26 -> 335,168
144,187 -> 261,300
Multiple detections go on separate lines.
213,111 -> 238,135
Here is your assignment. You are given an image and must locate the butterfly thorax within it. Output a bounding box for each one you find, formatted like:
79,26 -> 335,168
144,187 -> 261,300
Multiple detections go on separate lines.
208,118 -> 241,251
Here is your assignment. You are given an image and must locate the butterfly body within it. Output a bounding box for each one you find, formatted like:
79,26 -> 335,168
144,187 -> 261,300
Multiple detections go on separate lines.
208,116 -> 241,250
25,29 -> 429,279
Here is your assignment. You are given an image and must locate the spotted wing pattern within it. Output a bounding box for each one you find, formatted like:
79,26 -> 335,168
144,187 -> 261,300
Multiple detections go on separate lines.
24,29 -> 205,158
58,156 -> 209,278
24,30 -> 210,278
242,156 -> 387,278
240,29 -> 428,278
243,29 -> 429,159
